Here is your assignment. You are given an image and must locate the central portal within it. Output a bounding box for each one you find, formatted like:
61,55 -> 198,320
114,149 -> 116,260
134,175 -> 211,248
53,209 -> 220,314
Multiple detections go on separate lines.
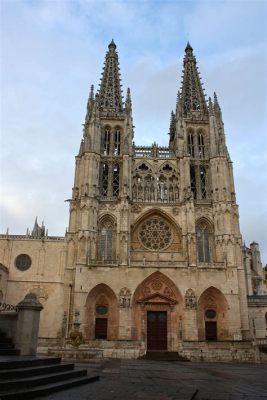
147,311 -> 167,350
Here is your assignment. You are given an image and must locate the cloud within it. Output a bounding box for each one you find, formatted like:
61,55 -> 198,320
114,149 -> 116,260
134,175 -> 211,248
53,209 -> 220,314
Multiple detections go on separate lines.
0,0 -> 266,264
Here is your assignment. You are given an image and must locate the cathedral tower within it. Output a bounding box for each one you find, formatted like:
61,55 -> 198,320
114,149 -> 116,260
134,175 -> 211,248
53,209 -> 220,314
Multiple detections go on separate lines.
1,41 -> 266,360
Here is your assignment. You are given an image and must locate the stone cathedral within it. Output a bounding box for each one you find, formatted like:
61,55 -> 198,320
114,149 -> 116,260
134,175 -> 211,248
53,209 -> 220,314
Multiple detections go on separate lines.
0,41 -> 266,361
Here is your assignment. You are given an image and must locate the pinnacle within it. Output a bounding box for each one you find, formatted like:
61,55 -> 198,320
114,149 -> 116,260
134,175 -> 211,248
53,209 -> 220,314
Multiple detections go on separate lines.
108,39 -> 117,50
185,42 -> 193,54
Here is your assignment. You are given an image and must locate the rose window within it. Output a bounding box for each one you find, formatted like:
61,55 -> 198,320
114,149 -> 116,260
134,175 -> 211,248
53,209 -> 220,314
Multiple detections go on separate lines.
138,217 -> 172,250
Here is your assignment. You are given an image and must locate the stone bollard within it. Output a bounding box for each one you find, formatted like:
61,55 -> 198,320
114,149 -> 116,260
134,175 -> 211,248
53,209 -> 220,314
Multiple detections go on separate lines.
15,293 -> 43,356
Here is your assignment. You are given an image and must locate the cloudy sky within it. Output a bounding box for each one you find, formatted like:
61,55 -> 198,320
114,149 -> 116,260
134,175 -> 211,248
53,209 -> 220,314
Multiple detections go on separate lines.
1,0 -> 267,263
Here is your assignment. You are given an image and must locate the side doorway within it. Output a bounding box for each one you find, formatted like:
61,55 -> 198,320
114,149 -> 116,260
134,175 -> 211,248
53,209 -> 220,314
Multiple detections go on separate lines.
147,311 -> 167,350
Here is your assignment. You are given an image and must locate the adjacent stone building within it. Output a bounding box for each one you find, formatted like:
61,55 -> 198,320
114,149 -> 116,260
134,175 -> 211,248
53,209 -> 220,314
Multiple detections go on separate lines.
0,41 -> 266,361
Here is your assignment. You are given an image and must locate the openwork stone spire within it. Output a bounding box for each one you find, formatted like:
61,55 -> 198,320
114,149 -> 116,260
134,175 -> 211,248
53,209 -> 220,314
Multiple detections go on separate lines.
98,39 -> 123,112
180,42 -> 208,119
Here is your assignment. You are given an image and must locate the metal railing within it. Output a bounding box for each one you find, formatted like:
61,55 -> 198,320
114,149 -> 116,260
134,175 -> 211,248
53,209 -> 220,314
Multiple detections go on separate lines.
0,301 -> 18,312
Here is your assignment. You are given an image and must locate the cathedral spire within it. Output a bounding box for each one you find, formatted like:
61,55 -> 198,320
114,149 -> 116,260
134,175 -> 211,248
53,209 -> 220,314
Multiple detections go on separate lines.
179,43 -> 208,119
98,39 -> 123,112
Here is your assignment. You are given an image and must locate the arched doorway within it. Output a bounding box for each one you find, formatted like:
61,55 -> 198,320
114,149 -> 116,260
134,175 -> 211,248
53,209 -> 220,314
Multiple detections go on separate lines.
84,284 -> 118,340
132,272 -> 183,351
197,287 -> 230,341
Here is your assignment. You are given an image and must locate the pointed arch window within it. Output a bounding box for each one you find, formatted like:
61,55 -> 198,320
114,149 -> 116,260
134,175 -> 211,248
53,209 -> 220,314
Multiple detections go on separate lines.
114,129 -> 121,156
113,164 -> 120,197
190,166 -> 197,199
98,219 -> 115,261
200,166 -> 207,199
102,127 -> 111,155
198,132 -> 205,158
101,163 -> 109,197
196,222 -> 210,263
187,132 -> 194,157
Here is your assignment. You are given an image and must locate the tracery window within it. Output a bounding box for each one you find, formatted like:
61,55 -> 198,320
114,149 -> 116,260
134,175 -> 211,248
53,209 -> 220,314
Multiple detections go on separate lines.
114,129 -> 121,156
188,132 -> 194,157
98,218 -> 115,261
132,162 -> 179,203
190,166 -> 197,199
138,216 -> 172,251
190,165 -> 208,200
200,166 -> 207,199
196,221 -> 211,263
198,132 -> 205,158
100,162 -> 121,199
102,127 -> 111,155
113,164 -> 120,196
101,163 -> 109,197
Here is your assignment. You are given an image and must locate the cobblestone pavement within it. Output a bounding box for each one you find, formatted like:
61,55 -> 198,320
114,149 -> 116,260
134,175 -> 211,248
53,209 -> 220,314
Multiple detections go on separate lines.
41,359 -> 267,400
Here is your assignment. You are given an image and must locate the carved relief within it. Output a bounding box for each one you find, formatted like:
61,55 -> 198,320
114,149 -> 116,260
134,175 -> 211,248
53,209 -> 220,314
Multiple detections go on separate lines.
142,286 -> 151,297
164,286 -> 174,298
30,285 -> 48,302
185,288 -> 197,309
151,279 -> 163,291
132,204 -> 141,213
119,287 -> 131,308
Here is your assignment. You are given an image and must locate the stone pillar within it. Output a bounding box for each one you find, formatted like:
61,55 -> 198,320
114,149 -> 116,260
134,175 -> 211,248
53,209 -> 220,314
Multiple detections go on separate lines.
15,293 -> 43,356
118,308 -> 132,339
184,309 -> 198,340
184,289 -> 198,340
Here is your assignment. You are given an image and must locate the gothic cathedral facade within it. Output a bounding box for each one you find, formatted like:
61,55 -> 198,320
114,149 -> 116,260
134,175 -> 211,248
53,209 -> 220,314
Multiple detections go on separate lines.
1,41 -> 266,361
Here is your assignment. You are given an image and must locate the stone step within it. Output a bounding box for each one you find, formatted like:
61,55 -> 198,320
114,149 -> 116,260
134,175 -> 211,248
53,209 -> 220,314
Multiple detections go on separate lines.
0,368 -> 87,391
145,351 -> 189,361
0,329 -> 20,355
0,349 -> 20,356
0,342 -> 14,349
0,375 -> 99,400
0,362 -> 74,379
0,337 -> 12,344
0,357 -> 62,370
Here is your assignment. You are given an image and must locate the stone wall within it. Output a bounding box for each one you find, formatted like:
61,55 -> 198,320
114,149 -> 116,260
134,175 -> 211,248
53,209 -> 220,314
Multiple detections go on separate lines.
179,341 -> 260,363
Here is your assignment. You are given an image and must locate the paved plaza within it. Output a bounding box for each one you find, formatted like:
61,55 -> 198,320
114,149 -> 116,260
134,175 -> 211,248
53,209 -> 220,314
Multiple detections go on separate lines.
40,359 -> 267,400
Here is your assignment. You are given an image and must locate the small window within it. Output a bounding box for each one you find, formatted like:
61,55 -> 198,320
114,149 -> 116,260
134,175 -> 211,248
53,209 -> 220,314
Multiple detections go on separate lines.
205,309 -> 217,319
96,305 -> 108,315
15,254 -> 32,271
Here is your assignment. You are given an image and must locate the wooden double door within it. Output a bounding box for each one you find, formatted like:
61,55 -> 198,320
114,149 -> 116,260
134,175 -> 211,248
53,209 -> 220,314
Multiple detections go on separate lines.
95,318 -> 107,339
147,311 -> 167,350
205,321 -> 217,341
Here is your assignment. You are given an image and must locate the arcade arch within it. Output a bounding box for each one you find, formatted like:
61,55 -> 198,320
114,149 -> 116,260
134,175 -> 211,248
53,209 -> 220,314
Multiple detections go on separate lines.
84,284 -> 118,340
132,272 -> 183,351
197,286 -> 230,341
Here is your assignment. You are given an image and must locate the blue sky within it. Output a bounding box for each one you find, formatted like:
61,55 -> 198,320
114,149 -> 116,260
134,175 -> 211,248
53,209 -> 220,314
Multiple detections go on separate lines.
1,0 -> 267,263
